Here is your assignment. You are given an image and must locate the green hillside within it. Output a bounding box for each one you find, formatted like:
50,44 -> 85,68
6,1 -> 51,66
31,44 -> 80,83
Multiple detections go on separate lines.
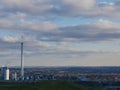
0,80 -> 89,90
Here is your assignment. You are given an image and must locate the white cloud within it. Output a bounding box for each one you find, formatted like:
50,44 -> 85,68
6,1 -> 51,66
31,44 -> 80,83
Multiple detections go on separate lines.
8,12 -> 26,19
18,21 -> 58,32
0,0 -> 54,15
0,19 -> 57,33
1,36 -> 19,43
92,19 -> 120,31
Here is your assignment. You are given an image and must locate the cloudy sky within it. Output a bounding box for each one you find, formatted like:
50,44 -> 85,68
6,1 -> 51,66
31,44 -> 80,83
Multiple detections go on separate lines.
0,0 -> 120,66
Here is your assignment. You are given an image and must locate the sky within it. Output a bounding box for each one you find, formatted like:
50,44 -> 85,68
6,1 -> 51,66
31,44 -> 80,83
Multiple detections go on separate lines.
0,0 -> 120,66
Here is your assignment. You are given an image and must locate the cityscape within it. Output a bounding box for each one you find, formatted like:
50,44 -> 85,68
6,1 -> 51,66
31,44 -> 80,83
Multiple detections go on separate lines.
2,66 -> 120,82
1,66 -> 120,89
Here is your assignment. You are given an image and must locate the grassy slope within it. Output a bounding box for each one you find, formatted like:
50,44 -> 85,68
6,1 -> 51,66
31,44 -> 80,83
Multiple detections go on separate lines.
0,80 -> 89,90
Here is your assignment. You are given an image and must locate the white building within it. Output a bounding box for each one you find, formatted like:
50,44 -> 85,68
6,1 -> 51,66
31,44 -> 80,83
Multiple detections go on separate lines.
2,67 -> 9,80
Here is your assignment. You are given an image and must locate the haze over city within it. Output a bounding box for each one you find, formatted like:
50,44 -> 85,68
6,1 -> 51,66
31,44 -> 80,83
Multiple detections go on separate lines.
0,0 -> 120,66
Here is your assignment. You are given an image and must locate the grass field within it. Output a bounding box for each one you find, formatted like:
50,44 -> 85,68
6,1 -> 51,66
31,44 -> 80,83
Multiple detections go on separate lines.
0,80 -> 89,90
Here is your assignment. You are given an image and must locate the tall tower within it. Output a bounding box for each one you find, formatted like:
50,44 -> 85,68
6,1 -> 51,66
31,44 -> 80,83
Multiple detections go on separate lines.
21,42 -> 24,80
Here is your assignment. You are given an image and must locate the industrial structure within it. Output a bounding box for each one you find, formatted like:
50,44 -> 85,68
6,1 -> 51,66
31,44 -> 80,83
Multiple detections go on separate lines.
21,42 -> 24,80
1,67 -> 9,80
0,42 -> 24,81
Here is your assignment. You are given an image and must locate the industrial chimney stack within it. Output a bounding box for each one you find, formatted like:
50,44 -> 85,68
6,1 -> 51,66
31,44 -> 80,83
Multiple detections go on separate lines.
21,42 -> 24,80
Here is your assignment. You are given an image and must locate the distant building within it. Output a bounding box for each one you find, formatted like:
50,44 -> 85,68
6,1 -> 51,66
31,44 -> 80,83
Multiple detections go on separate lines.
12,72 -> 17,81
1,67 -> 9,80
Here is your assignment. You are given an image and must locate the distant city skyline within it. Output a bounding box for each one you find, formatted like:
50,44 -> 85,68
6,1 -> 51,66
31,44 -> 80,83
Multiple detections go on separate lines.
0,0 -> 120,66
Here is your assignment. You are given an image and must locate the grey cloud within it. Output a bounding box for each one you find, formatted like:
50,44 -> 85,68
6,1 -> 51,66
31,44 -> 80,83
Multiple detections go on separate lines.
0,0 -> 119,18
0,0 -> 57,20
0,17 -> 120,43
0,0 -> 120,66
37,20 -> 120,42
50,0 -> 120,18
